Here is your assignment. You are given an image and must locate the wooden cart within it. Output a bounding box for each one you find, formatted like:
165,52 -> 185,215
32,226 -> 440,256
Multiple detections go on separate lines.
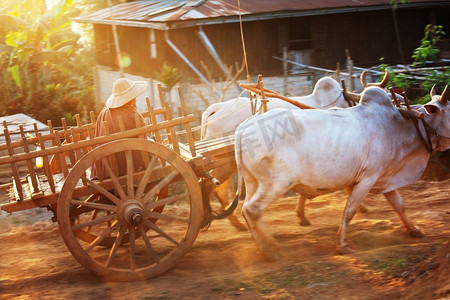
0,85 -> 235,281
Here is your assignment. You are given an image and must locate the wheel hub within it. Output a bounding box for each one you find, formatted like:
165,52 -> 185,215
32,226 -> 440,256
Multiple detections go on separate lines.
119,200 -> 145,226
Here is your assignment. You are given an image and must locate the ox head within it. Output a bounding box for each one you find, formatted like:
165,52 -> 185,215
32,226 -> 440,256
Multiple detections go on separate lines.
423,85 -> 450,151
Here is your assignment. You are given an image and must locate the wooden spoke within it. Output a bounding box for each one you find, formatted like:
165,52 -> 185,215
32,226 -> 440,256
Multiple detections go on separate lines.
72,213 -> 117,231
86,221 -> 121,253
88,209 -> 99,232
142,169 -> 179,205
106,225 -> 127,267
137,225 -> 159,263
146,211 -> 189,224
135,155 -> 158,198
71,199 -> 118,212
85,178 -> 122,206
144,220 -> 179,246
129,227 -> 136,271
101,157 -> 128,201
146,192 -> 189,210
126,150 -> 134,198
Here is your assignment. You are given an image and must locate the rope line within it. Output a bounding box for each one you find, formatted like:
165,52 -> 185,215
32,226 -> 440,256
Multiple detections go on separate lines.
237,0 -> 250,80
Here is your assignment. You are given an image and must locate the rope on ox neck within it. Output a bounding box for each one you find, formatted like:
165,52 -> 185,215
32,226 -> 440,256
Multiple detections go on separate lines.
415,119 -> 434,153
420,119 -> 450,153
318,90 -> 346,109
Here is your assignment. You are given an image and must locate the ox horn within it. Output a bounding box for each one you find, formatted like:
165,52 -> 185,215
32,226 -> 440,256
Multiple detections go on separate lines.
378,69 -> 390,88
430,84 -> 437,98
440,85 -> 449,104
359,69 -> 389,88
360,71 -> 368,88
341,79 -> 361,103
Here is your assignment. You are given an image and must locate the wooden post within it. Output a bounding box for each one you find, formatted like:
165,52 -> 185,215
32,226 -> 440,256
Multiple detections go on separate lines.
3,121 -> 23,201
37,132 -> 56,194
54,130 -> 69,178
164,102 -> 180,155
178,86 -> 197,157
19,125 -> 41,198
283,46 -> 288,95
346,49 -> 354,91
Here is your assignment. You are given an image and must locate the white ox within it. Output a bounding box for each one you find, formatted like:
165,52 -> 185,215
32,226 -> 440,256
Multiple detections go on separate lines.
201,76 -> 352,229
234,86 -> 450,258
201,73 -> 390,229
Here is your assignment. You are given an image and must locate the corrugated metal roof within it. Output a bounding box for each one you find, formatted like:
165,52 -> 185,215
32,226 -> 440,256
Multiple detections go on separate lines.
74,0 -> 447,29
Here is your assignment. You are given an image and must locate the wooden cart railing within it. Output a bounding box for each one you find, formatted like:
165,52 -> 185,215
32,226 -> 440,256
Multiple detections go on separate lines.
0,85 -> 197,214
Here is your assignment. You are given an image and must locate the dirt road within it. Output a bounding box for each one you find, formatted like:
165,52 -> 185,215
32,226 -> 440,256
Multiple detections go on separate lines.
0,178 -> 449,299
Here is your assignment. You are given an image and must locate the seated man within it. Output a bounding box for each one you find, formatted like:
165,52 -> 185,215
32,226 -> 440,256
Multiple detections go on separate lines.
91,78 -> 148,179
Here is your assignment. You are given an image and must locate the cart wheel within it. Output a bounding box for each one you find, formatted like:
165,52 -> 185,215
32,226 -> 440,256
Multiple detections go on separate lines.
49,145 -> 169,246
57,139 -> 203,281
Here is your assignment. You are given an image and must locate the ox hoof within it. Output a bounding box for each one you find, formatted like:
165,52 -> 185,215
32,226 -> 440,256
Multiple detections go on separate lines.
337,245 -> 356,255
299,218 -> 311,226
407,228 -> 424,238
260,250 -> 280,262
228,217 -> 248,232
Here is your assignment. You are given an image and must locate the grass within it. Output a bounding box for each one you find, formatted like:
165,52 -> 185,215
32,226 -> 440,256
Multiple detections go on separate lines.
365,254 -> 427,279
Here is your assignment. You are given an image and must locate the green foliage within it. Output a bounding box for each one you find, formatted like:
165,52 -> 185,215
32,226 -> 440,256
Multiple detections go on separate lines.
0,0 -> 95,126
412,24 -> 446,67
154,63 -> 181,93
378,59 -> 411,90
415,69 -> 450,104
390,0 -> 409,9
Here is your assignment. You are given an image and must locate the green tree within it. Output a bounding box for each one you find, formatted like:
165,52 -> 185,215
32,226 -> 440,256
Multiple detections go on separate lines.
412,24 -> 446,67
0,0 -> 95,126
154,63 -> 181,105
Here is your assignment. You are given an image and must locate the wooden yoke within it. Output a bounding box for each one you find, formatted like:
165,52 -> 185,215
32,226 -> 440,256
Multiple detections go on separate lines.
257,75 -> 268,113
240,75 -> 315,110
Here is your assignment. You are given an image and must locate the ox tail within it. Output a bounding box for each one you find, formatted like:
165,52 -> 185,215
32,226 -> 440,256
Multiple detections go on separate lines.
200,104 -> 218,140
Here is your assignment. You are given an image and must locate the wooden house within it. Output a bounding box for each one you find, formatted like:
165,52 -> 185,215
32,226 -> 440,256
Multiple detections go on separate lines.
74,0 -> 450,105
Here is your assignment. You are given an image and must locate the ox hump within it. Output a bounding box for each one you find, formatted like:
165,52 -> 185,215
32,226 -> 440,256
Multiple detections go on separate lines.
313,77 -> 340,94
360,87 -> 393,108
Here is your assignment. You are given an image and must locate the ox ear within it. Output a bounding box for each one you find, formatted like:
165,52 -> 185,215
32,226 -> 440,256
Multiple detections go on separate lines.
423,103 -> 442,115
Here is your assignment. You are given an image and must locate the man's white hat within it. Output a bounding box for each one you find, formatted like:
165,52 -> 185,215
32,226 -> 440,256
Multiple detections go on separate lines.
106,78 -> 147,108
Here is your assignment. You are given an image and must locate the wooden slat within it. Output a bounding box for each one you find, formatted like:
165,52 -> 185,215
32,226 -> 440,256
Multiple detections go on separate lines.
165,102 -> 180,155
47,120 -> 62,173
145,98 -> 162,144
37,132 -> 56,194
19,125 -> 41,197
135,113 -> 150,166
157,83 -> 166,108
102,121 -> 119,177
157,84 -> 172,145
3,121 -> 23,201
54,130 -> 69,178
178,86 -> 196,157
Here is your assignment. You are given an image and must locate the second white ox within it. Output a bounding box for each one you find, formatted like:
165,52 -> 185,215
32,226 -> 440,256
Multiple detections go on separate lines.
201,76 -> 349,139
234,86 -> 450,258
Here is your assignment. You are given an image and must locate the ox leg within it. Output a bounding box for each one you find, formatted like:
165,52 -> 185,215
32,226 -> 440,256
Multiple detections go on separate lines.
338,178 -> 374,254
242,185 -> 280,261
345,186 -> 369,214
296,195 -> 311,226
215,176 -> 247,231
383,190 -> 423,237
